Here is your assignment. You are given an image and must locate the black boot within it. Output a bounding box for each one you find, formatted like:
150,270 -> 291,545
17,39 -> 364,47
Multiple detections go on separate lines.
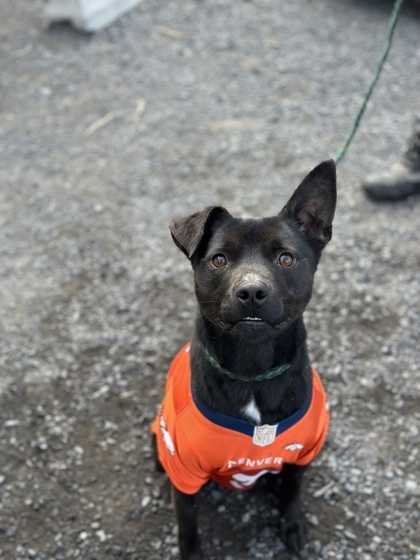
362,116 -> 420,201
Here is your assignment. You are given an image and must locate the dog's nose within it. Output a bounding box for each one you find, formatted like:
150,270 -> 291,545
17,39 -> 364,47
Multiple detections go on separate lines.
236,283 -> 268,309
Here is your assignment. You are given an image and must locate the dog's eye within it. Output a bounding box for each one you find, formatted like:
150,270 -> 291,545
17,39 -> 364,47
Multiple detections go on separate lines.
278,252 -> 294,267
211,254 -> 228,268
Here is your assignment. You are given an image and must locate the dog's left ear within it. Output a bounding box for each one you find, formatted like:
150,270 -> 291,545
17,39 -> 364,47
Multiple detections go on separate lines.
169,206 -> 231,259
280,159 -> 337,248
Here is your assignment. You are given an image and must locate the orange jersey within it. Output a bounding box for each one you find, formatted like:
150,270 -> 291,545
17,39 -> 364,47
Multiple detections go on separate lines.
151,344 -> 329,495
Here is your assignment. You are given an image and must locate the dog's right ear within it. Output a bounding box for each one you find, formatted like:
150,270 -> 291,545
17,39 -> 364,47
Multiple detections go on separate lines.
169,206 -> 231,259
280,160 -> 336,249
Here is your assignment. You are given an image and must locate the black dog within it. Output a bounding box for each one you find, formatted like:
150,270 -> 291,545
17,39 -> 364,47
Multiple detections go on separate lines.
152,160 -> 336,559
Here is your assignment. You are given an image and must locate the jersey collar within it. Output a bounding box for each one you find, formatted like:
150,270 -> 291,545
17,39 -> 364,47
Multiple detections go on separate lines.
191,385 -> 312,438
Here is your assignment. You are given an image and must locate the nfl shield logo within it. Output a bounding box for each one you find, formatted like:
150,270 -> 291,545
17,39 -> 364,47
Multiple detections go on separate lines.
252,424 -> 278,447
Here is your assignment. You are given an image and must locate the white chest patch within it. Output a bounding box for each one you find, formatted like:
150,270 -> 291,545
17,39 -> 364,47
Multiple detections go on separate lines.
242,397 -> 262,425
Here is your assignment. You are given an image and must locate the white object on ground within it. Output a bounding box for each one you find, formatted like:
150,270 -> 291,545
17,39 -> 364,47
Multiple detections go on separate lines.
43,0 -> 142,32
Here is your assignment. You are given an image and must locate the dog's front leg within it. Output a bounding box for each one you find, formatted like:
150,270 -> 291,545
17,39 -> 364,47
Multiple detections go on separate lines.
278,464 -> 309,552
172,485 -> 203,560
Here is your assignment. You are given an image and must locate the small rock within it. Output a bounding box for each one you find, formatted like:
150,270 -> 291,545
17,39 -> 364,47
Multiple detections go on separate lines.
35,440 -> 48,451
141,495 -> 151,508
241,512 -> 251,524
95,530 -> 107,542
4,419 -> 19,428
405,479 -> 417,494
308,514 -> 319,526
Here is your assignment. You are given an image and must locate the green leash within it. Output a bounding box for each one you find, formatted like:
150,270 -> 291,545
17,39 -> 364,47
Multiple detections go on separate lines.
197,340 -> 291,382
334,0 -> 405,164
195,0 -> 405,381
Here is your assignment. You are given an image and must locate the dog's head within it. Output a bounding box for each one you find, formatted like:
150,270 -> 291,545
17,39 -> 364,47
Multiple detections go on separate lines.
170,160 -> 336,342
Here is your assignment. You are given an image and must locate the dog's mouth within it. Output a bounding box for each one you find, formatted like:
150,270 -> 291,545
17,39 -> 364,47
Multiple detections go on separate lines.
218,317 -> 289,330
217,317 -> 265,329
242,316 -> 264,323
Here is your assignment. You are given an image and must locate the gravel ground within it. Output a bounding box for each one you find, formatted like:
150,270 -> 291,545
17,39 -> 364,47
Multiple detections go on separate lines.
1,0 -> 419,559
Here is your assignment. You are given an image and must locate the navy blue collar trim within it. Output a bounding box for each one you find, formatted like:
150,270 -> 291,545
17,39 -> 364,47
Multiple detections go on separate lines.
192,388 -> 312,438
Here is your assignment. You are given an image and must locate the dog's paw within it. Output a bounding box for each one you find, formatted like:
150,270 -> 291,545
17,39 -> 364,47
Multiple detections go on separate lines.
185,553 -> 203,560
280,513 -> 309,553
180,547 -> 204,560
